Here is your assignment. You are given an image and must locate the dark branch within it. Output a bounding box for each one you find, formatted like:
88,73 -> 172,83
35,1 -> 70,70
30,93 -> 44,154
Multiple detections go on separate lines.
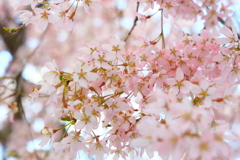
124,2 -> 140,42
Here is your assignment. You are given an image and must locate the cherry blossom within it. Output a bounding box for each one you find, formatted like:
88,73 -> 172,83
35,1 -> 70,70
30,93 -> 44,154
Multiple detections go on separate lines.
39,127 -> 54,147
72,62 -> 99,88
18,10 -> 34,25
135,13 -> 148,29
166,67 -> 192,94
73,106 -> 99,133
137,0 -> 155,12
10,0 -> 33,9
102,36 -> 125,56
82,0 -> 102,15
191,79 -> 216,108
30,8 -> 54,30
161,0 -> 179,18
53,131 -> 88,158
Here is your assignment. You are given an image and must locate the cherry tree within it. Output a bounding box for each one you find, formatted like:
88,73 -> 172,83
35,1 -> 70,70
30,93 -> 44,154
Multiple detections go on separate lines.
1,0 -> 240,159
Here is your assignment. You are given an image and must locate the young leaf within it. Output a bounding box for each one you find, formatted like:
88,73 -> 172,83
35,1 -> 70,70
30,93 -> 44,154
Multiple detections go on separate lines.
3,24 -> 25,34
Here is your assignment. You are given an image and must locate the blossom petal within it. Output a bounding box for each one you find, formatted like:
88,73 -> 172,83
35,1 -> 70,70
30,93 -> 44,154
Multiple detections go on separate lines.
181,81 -> 192,93
166,78 -> 177,86
176,68 -> 184,81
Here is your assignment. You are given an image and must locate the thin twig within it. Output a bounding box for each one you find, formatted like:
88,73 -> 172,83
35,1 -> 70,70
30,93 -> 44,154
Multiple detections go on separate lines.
161,10 -> 165,49
18,91 -> 41,160
0,93 -> 16,101
0,76 -> 15,80
124,2 -> 140,42
204,4 -> 240,40
13,26 -> 49,160
26,25 -> 49,60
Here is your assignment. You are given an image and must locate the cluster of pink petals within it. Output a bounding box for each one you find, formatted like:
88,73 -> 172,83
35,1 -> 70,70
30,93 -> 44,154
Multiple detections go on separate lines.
12,0 -> 233,30
12,0 -> 102,30
29,25 -> 240,159
1,0 -> 237,159
136,0 -> 233,28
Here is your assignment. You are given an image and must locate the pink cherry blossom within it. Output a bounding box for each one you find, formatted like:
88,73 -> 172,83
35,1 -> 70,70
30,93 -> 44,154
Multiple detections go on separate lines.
53,131 -> 88,158
39,127 -> 53,147
82,0 -> 102,15
166,68 -> 192,94
161,0 -> 179,18
18,10 -> 34,25
73,62 -> 99,88
102,36 -> 125,56
137,0 -> 155,12
30,8 -> 54,30
10,0 -> 33,9
135,12 -> 148,29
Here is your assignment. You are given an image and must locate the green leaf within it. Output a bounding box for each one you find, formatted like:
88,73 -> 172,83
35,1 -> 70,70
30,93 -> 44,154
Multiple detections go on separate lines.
3,27 -> 17,33
37,1 -> 50,8
105,124 -> 111,128
59,75 -> 64,81
3,24 -> 25,34
59,115 -> 71,121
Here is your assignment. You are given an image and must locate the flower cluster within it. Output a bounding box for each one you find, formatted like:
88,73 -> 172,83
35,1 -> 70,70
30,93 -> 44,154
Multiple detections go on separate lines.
12,0 -> 233,30
13,0 -> 102,30
30,26 -> 240,159
3,0 -> 239,159
137,0 -> 233,25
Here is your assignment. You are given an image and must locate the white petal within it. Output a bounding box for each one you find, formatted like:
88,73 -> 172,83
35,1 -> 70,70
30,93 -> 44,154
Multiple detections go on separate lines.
75,121 -> 85,130
39,137 -> 50,147
101,44 -> 112,51
37,19 -> 48,31
83,5 -> 90,15
73,111 -> 82,119
61,136 -> 72,144
73,73 -> 79,82
166,78 -> 177,86
45,61 -> 57,71
146,147 -> 154,158
90,2 -> 102,10
216,38 -> 230,45
121,122 -> 130,131
86,72 -> 99,81
191,85 -> 202,95
130,137 -> 149,148
101,62 -> 112,69
75,62 -> 82,72
208,87 -> 216,95
169,86 -> 179,95
176,68 -> 184,81
85,106 -> 92,115
85,123 -> 93,133
110,36 -> 118,46
79,78 -> 88,88
199,79 -> 209,90
119,41 -> 125,49
181,81 -> 192,93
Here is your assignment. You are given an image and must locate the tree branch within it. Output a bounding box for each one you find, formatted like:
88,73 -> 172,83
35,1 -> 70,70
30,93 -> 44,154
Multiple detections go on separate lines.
124,2 -> 140,42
